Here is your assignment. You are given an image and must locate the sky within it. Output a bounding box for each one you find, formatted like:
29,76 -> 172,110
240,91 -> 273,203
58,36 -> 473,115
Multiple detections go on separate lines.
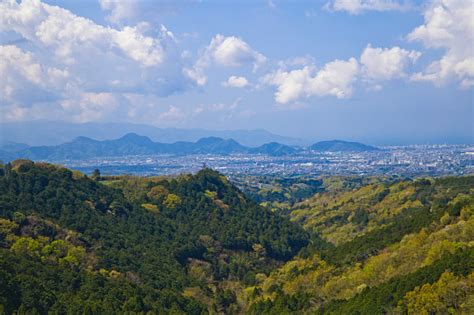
0,0 -> 473,145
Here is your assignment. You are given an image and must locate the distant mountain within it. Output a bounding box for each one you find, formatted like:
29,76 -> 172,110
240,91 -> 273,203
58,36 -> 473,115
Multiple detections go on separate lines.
192,137 -> 247,154
1,134 -> 382,162
0,120 -> 304,147
310,140 -> 379,152
0,142 -> 30,152
0,149 -> 15,162
251,142 -> 297,156
4,133 -> 299,161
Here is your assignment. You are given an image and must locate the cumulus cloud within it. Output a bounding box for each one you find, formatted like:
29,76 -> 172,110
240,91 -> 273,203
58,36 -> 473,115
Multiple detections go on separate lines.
408,0 -> 474,88
210,35 -> 266,68
360,44 -> 421,81
60,92 -> 120,123
0,0 -> 191,122
325,0 -> 410,14
262,58 -> 359,104
0,0 -> 166,67
222,76 -> 250,88
98,0 -> 196,25
0,45 -> 42,92
277,56 -> 316,70
99,0 -> 138,24
0,44 -> 66,104
184,34 -> 266,86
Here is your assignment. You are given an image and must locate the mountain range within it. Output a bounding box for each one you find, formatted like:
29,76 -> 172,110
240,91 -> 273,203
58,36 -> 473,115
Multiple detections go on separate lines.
0,120 -> 305,147
0,134 -> 378,162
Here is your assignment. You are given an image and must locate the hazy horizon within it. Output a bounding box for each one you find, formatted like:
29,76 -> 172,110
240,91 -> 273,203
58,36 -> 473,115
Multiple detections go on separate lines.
1,119 -> 473,147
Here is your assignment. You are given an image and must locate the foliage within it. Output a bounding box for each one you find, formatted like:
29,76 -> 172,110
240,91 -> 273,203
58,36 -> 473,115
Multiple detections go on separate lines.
246,175 -> 474,313
318,248 -> 474,314
1,161 -> 472,314
396,271 -> 474,314
0,161 -> 308,313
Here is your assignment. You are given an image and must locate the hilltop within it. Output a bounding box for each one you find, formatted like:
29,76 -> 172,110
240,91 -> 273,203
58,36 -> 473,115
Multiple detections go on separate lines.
0,160 -> 307,313
310,139 -> 379,152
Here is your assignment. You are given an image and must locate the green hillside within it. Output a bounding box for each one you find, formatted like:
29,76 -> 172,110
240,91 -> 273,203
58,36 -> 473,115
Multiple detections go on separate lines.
246,176 -> 474,314
0,160 -> 472,314
0,160 -> 307,314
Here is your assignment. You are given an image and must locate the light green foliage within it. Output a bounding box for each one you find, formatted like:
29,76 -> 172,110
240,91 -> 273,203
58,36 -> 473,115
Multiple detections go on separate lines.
246,176 -> 474,313
141,203 -> 160,213
253,214 -> 474,310
289,177 -> 466,245
12,237 -> 87,267
0,219 -> 18,245
205,190 -> 217,199
147,185 -> 169,201
397,271 -> 474,314
164,193 -> 182,209
11,236 -> 47,256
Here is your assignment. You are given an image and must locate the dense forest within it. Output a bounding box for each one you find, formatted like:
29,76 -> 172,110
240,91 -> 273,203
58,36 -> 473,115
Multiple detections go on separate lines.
0,160 -> 472,314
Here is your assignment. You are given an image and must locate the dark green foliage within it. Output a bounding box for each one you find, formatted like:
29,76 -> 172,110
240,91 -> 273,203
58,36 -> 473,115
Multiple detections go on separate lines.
91,168 -> 101,181
0,248 -> 206,314
248,292 -> 311,315
0,161 -> 308,313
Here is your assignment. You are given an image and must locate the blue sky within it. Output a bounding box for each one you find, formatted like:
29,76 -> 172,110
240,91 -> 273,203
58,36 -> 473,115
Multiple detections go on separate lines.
0,0 -> 472,144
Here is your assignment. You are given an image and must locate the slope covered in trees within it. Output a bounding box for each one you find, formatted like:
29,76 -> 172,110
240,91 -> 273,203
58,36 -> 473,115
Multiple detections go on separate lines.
245,175 -> 474,314
0,160 -> 308,313
0,160 -> 472,314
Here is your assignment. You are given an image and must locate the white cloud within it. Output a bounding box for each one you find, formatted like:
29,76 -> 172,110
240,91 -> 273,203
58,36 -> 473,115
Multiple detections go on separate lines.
277,56 -> 315,70
360,44 -> 421,81
98,0 -> 195,25
184,34 -> 266,86
0,44 -> 68,104
408,0 -> 474,88
222,76 -> 250,88
0,0 -> 165,67
0,0 -> 191,122
210,34 -> 266,68
60,92 -> 120,123
99,0 -> 138,24
262,58 -> 359,104
0,45 -> 42,88
325,0 -> 410,14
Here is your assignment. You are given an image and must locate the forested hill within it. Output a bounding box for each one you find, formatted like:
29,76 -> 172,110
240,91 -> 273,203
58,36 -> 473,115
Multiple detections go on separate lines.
0,160 -> 308,314
246,175 -> 474,314
0,160 -> 473,314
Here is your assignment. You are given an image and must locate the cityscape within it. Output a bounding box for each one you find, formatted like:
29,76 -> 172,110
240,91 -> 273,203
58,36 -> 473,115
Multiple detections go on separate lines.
65,144 -> 474,178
